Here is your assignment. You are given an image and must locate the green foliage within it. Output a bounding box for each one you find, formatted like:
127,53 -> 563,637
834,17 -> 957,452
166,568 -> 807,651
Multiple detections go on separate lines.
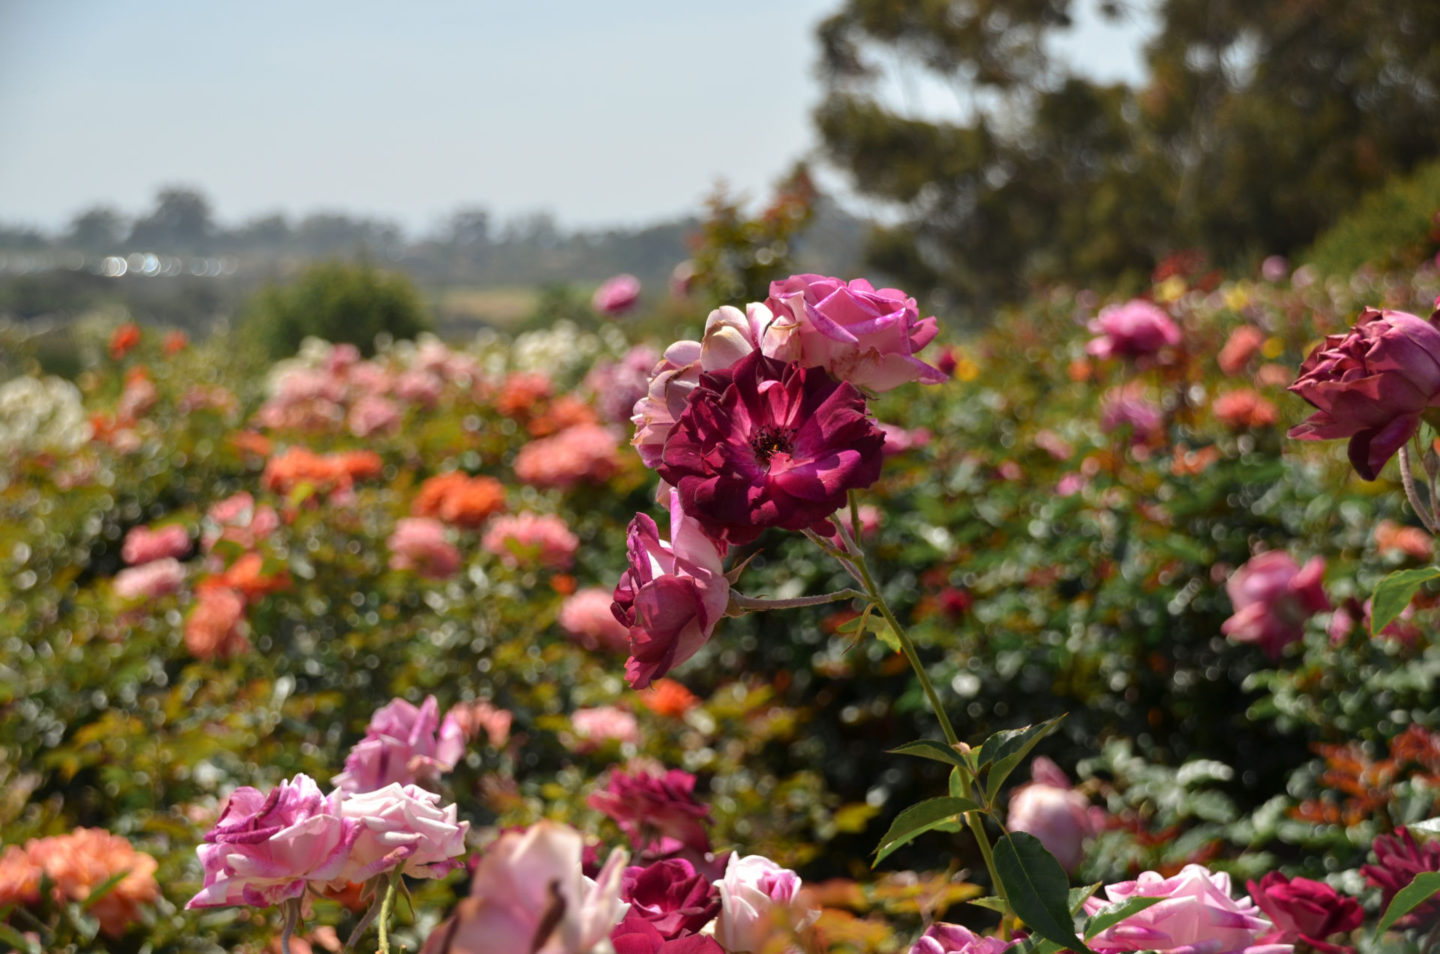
241,261 -> 431,359
1306,158 -> 1440,276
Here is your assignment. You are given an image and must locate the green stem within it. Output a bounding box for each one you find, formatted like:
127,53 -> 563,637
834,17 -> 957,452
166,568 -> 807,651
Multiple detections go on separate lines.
729,588 -> 866,613
377,870 -> 402,954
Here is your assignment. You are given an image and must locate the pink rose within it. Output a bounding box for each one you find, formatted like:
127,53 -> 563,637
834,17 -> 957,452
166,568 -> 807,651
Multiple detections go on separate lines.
910,923 -> 1016,954
559,587 -> 632,652
595,274 -> 643,316
513,424 -> 622,489
1289,306 -> 1440,480
714,853 -> 819,954
188,775 -> 356,909
334,784 -> 468,884
765,274 -> 945,392
1086,300 -> 1181,360
347,394 -> 401,437
419,821 -> 628,954
114,557 -> 185,600
569,706 -> 641,750
1083,865 -> 1286,954
1245,872 -> 1361,953
121,524 -> 190,565
1004,757 -> 1101,873
387,518 -> 462,580
589,767 -> 711,855
481,511 -> 579,571
1221,551 -> 1330,659
203,492 -> 279,552
334,696 -> 465,794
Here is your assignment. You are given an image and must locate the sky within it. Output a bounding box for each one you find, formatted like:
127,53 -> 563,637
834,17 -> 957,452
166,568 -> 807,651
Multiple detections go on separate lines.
0,0 -> 1150,236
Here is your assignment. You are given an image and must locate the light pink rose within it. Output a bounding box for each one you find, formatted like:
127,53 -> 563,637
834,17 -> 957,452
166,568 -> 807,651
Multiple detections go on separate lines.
121,524 -> 190,565
387,518 -> 462,580
1086,300 -> 1182,360
513,424 -> 622,489
393,368 -> 445,407
187,774 -> 356,909
594,274 -> 643,316
765,274 -> 945,392
1221,551 -> 1330,659
114,558 -> 185,600
481,512 -> 579,571
1005,757 -> 1102,873
1083,865 -> 1287,954
333,784 -> 468,884
632,340 -> 704,469
568,706 -> 640,750
334,696 -> 464,794
347,394 -> 401,437
419,821 -> 628,954
558,587 -> 632,652
714,853 -> 820,954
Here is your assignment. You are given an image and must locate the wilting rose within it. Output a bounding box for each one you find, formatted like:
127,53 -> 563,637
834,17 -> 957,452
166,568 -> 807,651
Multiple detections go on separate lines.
1288,307 -> 1440,480
121,523 -> 190,565
114,557 -> 186,600
419,821 -> 628,954
189,775 -> 356,909
1245,872 -> 1361,953
1005,757 -> 1102,873
334,696 -> 466,794
910,923 -> 1016,954
1086,300 -> 1181,360
595,274 -> 643,315
612,487 -> 729,689
559,587 -> 632,652
333,784 -> 468,884
763,274 -> 944,391
387,518 -> 462,580
1221,551 -> 1330,659
714,853 -> 819,954
1363,828 -> 1440,929
589,767 -> 711,855
618,857 -> 720,939
1084,865 -> 1285,953
656,351 -> 884,546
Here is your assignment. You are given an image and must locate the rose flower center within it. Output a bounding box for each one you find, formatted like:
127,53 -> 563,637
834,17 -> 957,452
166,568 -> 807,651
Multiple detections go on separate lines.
750,425 -> 797,466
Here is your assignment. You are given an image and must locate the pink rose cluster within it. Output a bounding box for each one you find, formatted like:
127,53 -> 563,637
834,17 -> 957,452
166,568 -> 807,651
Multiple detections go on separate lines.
614,274 -> 946,687
513,422 -> 622,489
481,511 -> 580,571
387,517 -> 462,579
188,772 -> 468,911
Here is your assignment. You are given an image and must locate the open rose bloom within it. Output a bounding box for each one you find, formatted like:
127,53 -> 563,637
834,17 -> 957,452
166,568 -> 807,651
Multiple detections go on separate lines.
334,696 -> 466,794
1084,865 -> 1288,954
1221,551 -> 1330,659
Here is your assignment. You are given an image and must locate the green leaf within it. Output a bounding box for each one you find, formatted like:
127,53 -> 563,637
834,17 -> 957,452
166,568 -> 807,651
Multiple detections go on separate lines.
1371,567 -> 1440,635
967,895 -> 1006,913
1085,896 -> 1165,938
993,831 -> 1092,954
1068,883 -> 1102,914
0,922 -> 37,954
977,715 -> 1066,805
1377,870 -> 1440,934
873,796 -> 982,865
889,739 -> 970,769
80,867 -> 132,911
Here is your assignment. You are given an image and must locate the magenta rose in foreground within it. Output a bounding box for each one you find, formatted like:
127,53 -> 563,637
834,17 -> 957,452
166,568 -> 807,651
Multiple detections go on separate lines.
612,486 -> 729,689
333,696 -> 466,794
1245,872 -> 1361,952
419,821 -> 627,954
589,767 -> 711,855
656,351 -> 884,546
714,853 -> 819,954
1363,827 -> 1440,929
1086,300 -> 1181,360
910,923 -> 1016,954
594,273 -> 642,316
1220,551 -> 1330,659
1005,757 -> 1101,873
1084,865 -> 1286,954
1288,306 -> 1440,480
766,274 -> 945,391
613,917 -> 724,953
617,857 -> 720,939
334,784 -> 469,884
188,774 -> 356,909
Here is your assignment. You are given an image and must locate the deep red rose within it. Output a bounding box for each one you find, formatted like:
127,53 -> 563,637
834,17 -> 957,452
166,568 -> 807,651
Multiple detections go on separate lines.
656,351 -> 884,546
1246,872 -> 1361,953
612,916 -> 724,954
619,858 -> 720,939
588,768 -> 711,856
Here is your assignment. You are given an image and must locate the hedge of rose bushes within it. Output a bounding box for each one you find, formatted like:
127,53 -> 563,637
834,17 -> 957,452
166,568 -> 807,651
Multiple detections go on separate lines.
1,256 -> 1440,952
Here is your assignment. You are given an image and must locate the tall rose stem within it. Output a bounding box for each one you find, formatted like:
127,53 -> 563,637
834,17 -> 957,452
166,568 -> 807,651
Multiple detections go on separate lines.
730,589 -> 867,612
1399,444 -> 1438,534
376,870 -> 402,954
832,496 -> 1006,914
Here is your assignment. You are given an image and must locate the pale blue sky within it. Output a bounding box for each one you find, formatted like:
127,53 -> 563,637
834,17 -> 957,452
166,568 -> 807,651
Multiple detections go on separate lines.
0,0 -> 1148,234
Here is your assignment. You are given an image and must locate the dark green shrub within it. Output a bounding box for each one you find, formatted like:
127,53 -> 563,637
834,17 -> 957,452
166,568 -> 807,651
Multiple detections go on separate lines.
1305,158 -> 1440,276
242,261 -> 430,358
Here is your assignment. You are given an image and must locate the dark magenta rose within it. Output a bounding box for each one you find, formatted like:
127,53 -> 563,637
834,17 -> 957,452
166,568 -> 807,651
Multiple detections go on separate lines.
1363,828 -> 1440,929
655,351 -> 885,546
611,487 -> 729,690
588,768 -> 711,856
612,915 -> 725,954
1288,307 -> 1440,480
1245,872 -> 1361,953
618,858 -> 720,939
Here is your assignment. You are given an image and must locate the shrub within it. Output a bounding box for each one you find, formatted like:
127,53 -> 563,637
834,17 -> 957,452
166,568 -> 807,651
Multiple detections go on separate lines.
1305,157 -> 1440,276
242,261 -> 430,358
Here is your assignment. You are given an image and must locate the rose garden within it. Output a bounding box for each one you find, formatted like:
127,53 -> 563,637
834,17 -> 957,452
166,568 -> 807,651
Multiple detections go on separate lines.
4,258 -> 1440,953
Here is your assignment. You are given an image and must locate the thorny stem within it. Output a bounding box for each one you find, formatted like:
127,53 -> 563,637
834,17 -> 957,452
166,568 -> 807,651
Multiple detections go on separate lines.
340,881 -> 386,953
833,493 -> 1008,915
730,589 -> 867,612
377,870 -> 403,954
1399,444 -> 1438,534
